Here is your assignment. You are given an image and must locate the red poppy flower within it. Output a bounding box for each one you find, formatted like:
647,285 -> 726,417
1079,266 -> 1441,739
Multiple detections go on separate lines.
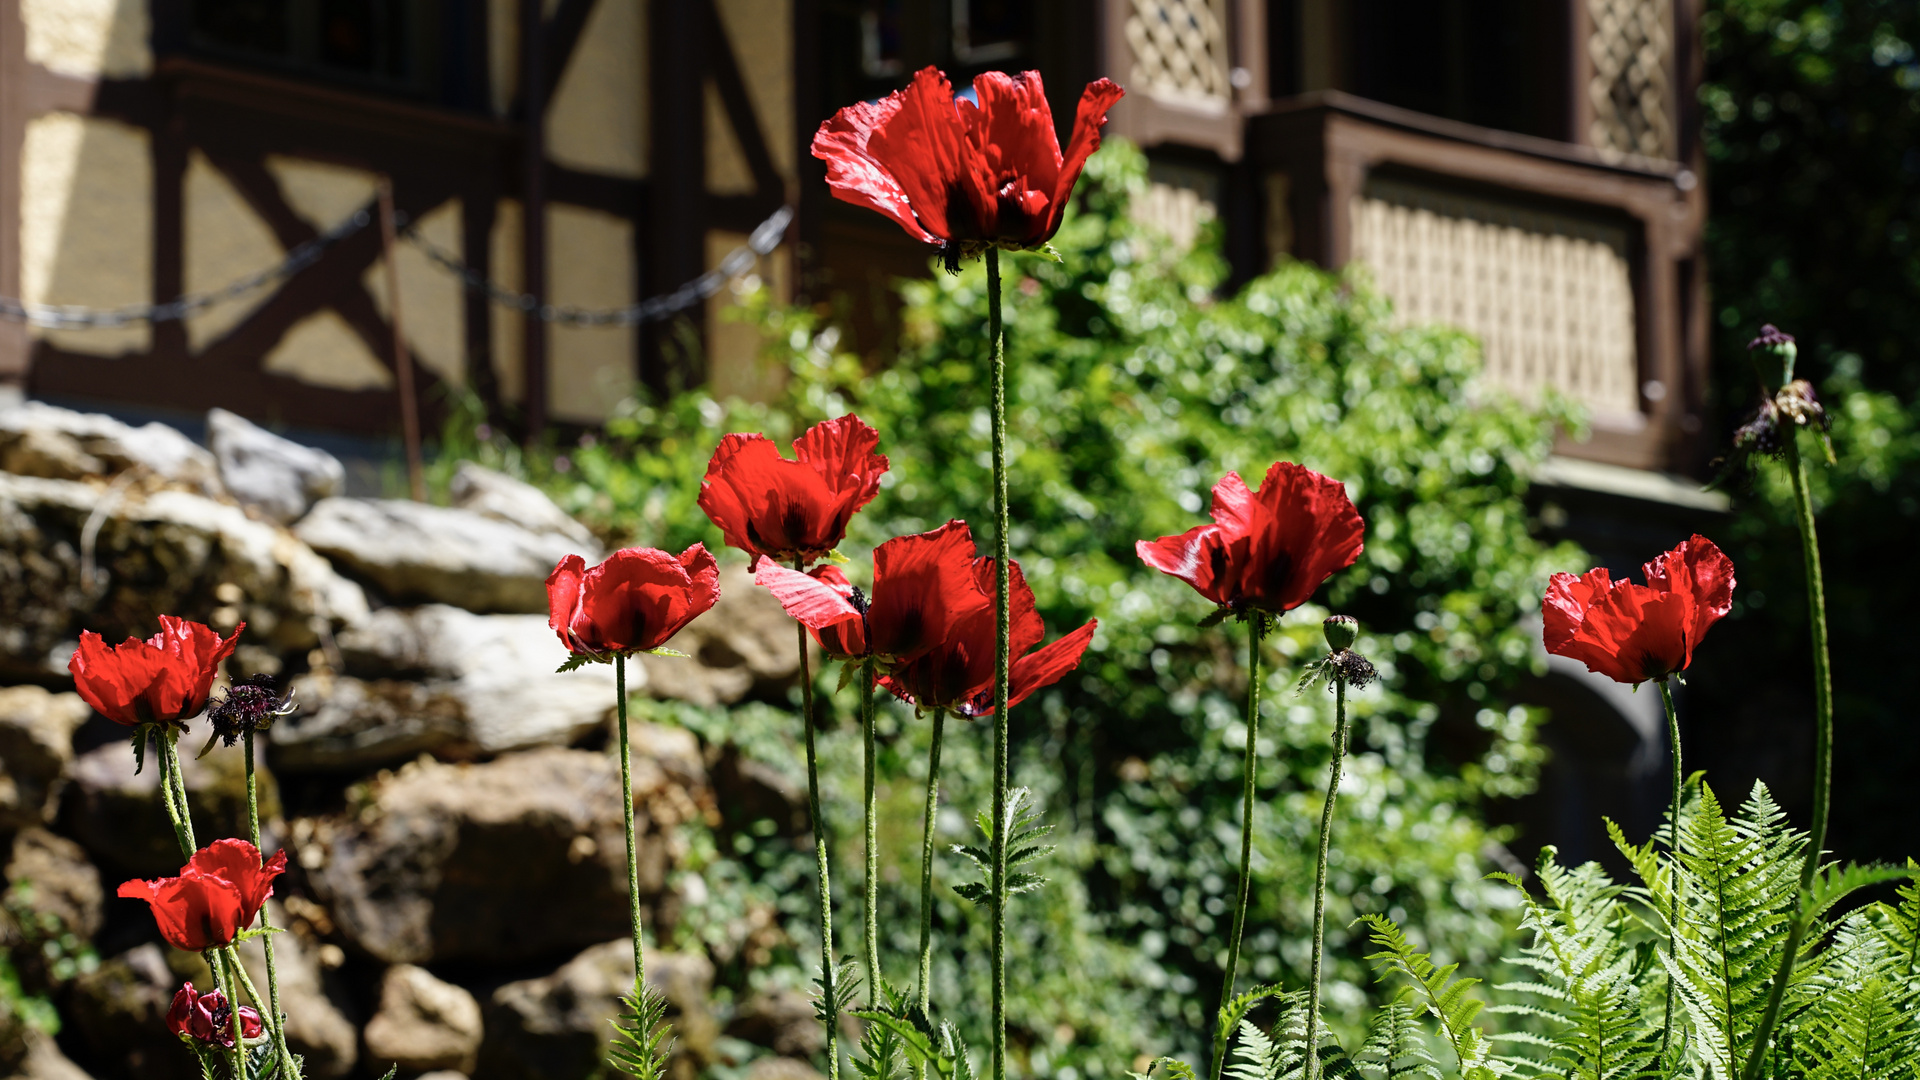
753,520 -> 994,664
167,983 -> 264,1047
118,839 -> 288,952
883,556 -> 1096,717
1136,462 -> 1366,614
698,415 -> 889,569
548,545 -> 721,657
1543,535 -> 1736,685
68,616 -> 244,727
812,66 -> 1125,262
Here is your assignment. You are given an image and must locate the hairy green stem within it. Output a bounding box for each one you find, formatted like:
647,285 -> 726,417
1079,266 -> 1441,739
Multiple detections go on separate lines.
159,732 -> 197,859
212,946 -> 248,1080
1656,679 -> 1685,1066
1304,677 -> 1350,1080
1743,432 -> 1834,1080
862,659 -> 881,1004
1209,614 -> 1264,1080
616,656 -> 648,993
985,247 -> 1011,1080
243,730 -> 294,1075
796,601 -> 840,1080
915,711 -> 947,1019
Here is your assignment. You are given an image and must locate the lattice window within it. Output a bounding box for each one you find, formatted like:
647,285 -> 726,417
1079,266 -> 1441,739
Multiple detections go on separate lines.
1588,0 -> 1675,160
1349,178 -> 1641,420
1126,0 -> 1230,108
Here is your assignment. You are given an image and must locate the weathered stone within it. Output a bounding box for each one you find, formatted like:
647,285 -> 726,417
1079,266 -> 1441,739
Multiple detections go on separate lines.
746,1057 -> 827,1080
10,1031 -> 96,1080
60,738 -> 280,879
449,462 -> 600,553
0,474 -> 368,677
311,748 -> 697,964
0,427 -> 101,482
273,605 -> 626,771
294,498 -> 594,614
205,409 -> 344,525
234,900 -> 360,1078
363,964 -> 484,1075
0,401 -> 221,495
638,561 -> 800,707
0,687 -> 89,828
4,828 -> 103,941
725,988 -> 825,1058
63,944 -> 198,1080
478,941 -> 714,1080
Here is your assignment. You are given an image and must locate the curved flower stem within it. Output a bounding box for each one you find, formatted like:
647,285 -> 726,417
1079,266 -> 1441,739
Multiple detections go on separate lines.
227,950 -> 297,1079
212,946 -> 248,1080
1209,613 -> 1264,1080
159,730 -> 198,859
795,578 -> 841,1080
615,656 -> 649,995
1304,676 -> 1350,1080
1742,431 -> 1834,1080
1656,678 -> 1685,1066
862,659 -> 882,1005
243,730 -> 295,1076
985,246 -> 1011,1080
914,710 -> 947,1023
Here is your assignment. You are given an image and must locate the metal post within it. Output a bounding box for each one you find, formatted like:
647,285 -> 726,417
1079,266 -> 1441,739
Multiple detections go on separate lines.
377,177 -> 426,502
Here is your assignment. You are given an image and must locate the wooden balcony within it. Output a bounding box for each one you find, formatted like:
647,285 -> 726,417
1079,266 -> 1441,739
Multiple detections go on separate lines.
1246,92 -> 1709,474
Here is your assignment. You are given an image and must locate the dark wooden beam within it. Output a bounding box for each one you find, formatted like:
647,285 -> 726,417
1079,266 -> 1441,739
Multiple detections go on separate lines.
701,0 -> 784,202
539,0 -> 598,106
645,0 -> 707,393
520,0 -> 549,440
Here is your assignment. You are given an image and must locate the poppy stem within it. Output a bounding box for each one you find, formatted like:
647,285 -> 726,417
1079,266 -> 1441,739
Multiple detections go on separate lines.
212,947 -> 248,1080
985,246 -> 1011,1080
862,659 -> 882,1006
1209,613 -> 1263,1080
225,948 -> 296,1079
1304,674 -> 1350,1080
795,571 -> 840,1080
1655,678 -> 1685,1067
914,709 -> 946,1027
242,730 -> 295,1077
615,655 -> 649,1001
1742,430 -> 1834,1080
159,730 -> 197,860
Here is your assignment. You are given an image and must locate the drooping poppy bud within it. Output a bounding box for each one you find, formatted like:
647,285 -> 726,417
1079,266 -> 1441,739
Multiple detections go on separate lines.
68,616 -> 244,728
698,415 -> 889,570
118,839 -> 287,952
1137,462 -> 1366,617
167,983 -> 265,1047
812,67 -> 1124,268
753,520 -> 992,666
1542,535 -> 1735,685
883,556 -> 1095,717
547,545 -> 722,658
1748,323 -> 1798,389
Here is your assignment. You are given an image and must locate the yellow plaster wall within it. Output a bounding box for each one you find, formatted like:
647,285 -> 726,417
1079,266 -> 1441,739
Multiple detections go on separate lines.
20,112 -> 150,356
548,0 -> 648,178
363,199 -> 468,388
263,309 -> 394,392
22,0 -> 150,79
184,151 -> 284,351
712,0 -> 794,185
705,82 -> 755,195
548,204 -> 635,422
488,0 -> 567,117
266,155 -> 379,232
704,230 -> 789,403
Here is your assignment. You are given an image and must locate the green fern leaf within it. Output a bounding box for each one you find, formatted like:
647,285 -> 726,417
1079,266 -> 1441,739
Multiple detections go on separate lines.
1214,984 -> 1289,1071
854,979 -> 912,1080
1354,999 -> 1442,1079
1777,910 -> 1920,1080
607,976 -> 675,1080
1360,915 -> 1511,1076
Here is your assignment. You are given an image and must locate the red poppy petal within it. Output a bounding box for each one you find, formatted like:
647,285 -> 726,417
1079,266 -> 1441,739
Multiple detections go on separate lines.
1049,78 -> 1125,237
866,67 -> 976,241
1644,534 -> 1736,652
69,631 -> 151,725
547,554 -> 587,648
1004,619 -> 1097,711
870,520 -> 991,662
968,70 -> 1062,239
699,434 -> 788,556
1542,569 -> 1612,655
1137,525 -> 1233,606
1252,462 -> 1365,611
756,562 -> 864,632
811,91 -> 940,244
580,548 -> 694,653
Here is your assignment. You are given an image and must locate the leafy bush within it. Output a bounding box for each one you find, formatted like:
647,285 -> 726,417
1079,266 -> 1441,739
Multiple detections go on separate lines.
442,141 -> 1580,1074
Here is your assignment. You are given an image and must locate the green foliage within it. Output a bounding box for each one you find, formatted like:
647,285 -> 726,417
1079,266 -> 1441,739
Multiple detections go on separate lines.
1359,917 -> 1504,1078
608,976 -> 676,1080
952,788 -> 1053,905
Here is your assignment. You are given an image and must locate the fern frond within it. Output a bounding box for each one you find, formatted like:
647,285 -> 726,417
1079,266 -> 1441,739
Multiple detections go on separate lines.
608,976 -> 675,1080
1887,860 -> 1920,988
854,979 -> 914,1080
1129,1057 -> 1200,1080
952,788 -> 1053,906
815,954 -> 861,1027
1214,984 -> 1289,1069
1354,999 -> 1442,1079
1359,915 -> 1510,1077
1225,1019 -> 1291,1080
1776,910 -> 1920,1080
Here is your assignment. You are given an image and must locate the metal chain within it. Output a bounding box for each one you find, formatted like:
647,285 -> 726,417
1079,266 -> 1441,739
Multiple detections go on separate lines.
0,201 -> 792,330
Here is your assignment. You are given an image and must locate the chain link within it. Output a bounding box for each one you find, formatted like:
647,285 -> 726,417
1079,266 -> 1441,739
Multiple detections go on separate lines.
0,201 -> 793,330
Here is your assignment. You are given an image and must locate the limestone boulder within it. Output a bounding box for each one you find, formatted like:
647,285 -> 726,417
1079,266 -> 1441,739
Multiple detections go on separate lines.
4,828 -> 104,943
233,900 -> 360,1077
0,687 -> 89,828
205,408 -> 344,525
362,964 -> 484,1075
62,944 -> 198,1080
274,605 -> 625,771
59,739 -> 280,879
0,473 -> 368,677
310,748 -> 700,964
477,941 -> 715,1080
0,401 -> 221,494
10,1031 -> 96,1080
449,462 -> 599,553
294,498 -> 594,614
746,1058 -> 826,1080
725,988 -> 825,1059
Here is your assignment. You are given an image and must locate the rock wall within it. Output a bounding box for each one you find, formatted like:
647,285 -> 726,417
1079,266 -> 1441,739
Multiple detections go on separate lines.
0,402 -> 818,1080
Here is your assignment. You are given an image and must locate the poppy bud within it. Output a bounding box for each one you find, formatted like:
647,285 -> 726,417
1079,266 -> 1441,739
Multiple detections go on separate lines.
1323,615 -> 1358,651
1747,324 -> 1797,390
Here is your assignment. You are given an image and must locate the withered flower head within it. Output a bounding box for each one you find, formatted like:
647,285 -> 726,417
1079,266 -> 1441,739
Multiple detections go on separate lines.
1328,649 -> 1377,690
204,674 -> 295,752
